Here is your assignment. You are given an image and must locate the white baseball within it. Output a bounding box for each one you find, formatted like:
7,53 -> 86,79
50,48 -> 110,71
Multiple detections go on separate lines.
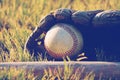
44,23 -> 83,58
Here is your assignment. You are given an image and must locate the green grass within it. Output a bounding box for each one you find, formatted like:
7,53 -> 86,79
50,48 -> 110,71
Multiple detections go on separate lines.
0,67 -> 35,80
0,0 -> 120,79
0,63 -> 96,80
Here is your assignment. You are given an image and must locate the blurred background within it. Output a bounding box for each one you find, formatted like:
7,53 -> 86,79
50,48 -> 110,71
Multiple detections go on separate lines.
0,0 -> 120,62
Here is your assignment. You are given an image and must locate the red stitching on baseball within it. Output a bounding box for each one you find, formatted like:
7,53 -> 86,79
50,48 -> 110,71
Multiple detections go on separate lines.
45,23 -> 79,58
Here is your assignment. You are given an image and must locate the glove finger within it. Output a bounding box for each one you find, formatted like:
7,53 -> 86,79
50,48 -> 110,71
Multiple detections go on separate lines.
53,8 -> 73,23
72,10 -> 103,27
93,10 -> 120,27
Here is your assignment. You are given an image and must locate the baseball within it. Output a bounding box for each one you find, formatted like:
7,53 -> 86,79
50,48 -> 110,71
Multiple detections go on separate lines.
44,23 -> 83,59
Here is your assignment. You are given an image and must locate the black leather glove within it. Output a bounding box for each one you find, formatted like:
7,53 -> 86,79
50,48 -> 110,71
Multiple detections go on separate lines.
24,8 -> 120,61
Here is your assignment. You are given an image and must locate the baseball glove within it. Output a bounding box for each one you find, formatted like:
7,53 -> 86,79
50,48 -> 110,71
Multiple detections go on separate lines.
24,8 -> 120,61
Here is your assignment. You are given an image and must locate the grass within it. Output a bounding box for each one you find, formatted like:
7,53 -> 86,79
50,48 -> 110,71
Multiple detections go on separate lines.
0,0 -> 120,79
0,63 -> 96,80
0,67 -> 35,80
0,0 -> 120,62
